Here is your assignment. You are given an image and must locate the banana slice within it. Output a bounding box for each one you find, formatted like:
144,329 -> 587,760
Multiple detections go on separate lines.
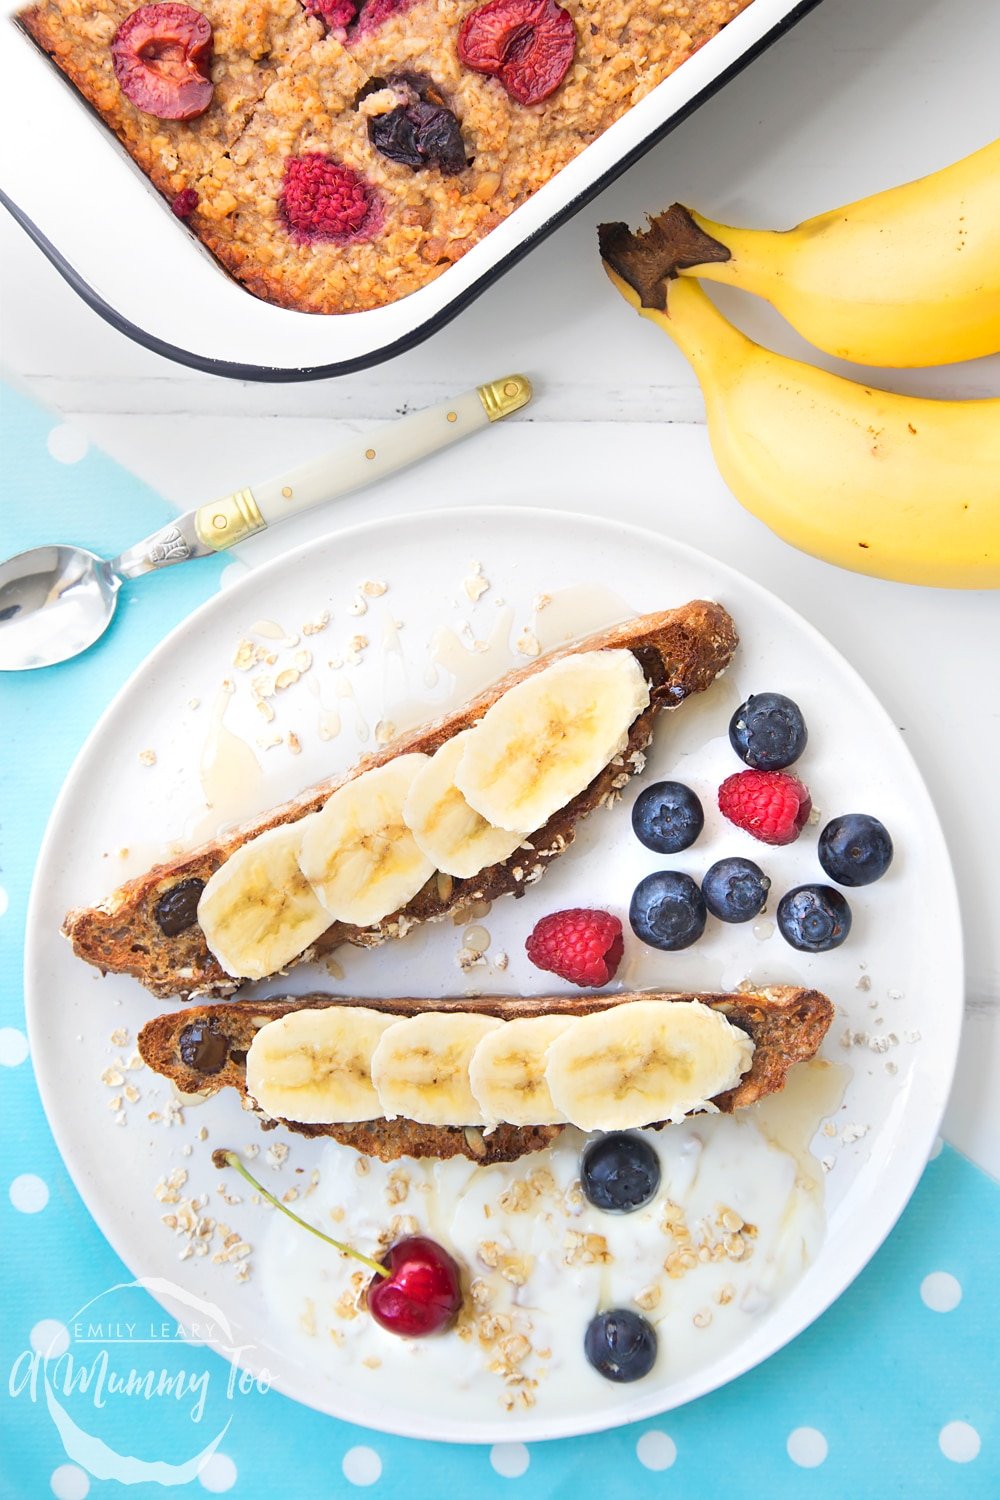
468,1015 -> 575,1126
455,650 -> 649,832
545,1000 -> 755,1131
371,1012 -> 503,1126
403,730 -> 528,878
246,1006 -> 397,1123
298,755 -> 434,928
197,819 -> 330,980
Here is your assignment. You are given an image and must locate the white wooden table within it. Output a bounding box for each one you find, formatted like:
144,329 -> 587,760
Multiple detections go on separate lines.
2,0 -> 997,1175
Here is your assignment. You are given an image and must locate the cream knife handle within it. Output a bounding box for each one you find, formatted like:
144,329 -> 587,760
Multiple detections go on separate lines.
193,375 -> 531,550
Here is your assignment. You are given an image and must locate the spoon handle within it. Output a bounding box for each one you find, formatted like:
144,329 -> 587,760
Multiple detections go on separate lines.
189,375 -> 531,553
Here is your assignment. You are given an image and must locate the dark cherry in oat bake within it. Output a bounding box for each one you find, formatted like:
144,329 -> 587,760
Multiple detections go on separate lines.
362,74 -> 469,174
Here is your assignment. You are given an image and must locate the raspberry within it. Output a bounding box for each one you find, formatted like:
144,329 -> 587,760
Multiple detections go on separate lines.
112,5 -> 214,122
280,155 -> 377,242
352,0 -> 417,38
525,908 -> 624,988
718,769 -> 812,846
302,0 -> 359,34
458,0 -> 576,106
171,187 -> 199,218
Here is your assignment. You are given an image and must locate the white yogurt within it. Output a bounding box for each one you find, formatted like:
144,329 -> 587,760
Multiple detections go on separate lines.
258,1062 -> 841,1421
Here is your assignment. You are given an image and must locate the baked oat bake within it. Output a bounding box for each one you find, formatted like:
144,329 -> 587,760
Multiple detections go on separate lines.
19,0 -> 755,311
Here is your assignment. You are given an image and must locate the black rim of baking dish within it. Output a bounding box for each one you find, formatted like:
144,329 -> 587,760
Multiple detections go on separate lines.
2,0 -> 823,383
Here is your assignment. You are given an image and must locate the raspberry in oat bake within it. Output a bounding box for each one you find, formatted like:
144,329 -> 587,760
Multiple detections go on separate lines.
20,0 -> 756,313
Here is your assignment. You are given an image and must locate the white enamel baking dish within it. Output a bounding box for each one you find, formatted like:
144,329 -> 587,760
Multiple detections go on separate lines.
0,0 -> 820,379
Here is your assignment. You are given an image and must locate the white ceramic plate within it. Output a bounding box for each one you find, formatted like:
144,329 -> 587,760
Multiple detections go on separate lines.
25,507 -> 961,1442
0,0 -> 821,377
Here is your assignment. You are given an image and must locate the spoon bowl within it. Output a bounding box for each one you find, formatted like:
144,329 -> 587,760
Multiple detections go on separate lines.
0,376 -> 532,672
0,545 -> 119,670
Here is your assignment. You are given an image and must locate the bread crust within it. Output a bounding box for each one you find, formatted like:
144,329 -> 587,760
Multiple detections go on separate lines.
64,601 -> 738,1000
138,986 -> 834,1163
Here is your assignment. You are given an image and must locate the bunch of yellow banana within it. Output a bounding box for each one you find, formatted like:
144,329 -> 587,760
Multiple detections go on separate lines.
599,138 -> 1000,589
629,137 -> 1000,368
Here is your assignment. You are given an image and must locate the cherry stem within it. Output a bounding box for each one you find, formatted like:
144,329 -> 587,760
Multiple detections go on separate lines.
215,1149 -> 390,1279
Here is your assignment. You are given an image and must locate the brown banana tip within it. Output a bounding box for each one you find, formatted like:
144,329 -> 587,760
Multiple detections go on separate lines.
598,205 -> 730,311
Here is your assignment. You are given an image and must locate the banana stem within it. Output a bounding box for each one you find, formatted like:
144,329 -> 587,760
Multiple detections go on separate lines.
214,1149 -> 390,1278
680,213 -> 784,296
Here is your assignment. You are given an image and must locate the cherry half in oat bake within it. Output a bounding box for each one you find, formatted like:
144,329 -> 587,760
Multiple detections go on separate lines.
459,0 -> 576,106
112,4 -> 214,122
280,155 -> 382,243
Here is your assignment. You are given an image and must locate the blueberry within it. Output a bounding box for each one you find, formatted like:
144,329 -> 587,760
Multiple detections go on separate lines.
729,692 -> 808,770
702,857 -> 770,923
584,1309 -> 657,1383
776,884 -> 852,952
581,1134 -> 661,1214
631,780 -> 704,854
818,814 -> 893,887
629,872 -> 706,950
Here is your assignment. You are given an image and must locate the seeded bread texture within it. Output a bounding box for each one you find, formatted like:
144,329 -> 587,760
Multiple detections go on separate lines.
21,0 -> 754,311
63,601 -> 737,1001
138,986 -> 835,1163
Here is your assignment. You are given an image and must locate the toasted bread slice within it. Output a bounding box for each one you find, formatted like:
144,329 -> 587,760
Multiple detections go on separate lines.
65,602 -> 737,1000
138,986 -> 833,1163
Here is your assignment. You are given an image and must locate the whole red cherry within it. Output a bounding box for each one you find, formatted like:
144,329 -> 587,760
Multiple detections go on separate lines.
367,1236 -> 462,1336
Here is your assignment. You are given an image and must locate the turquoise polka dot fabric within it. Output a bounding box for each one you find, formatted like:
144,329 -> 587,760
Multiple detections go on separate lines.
1,383 -> 996,1498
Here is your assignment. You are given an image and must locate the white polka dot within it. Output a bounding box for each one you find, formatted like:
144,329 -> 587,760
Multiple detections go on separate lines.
787,1428 -> 828,1467
490,1443 -> 530,1478
0,1027 -> 28,1066
928,1136 -> 944,1160
342,1447 -> 382,1487
921,1271 -> 962,1312
219,561 -> 251,591
198,1454 -> 237,1492
939,1421 -> 980,1463
46,424 -> 89,464
31,1320 -> 70,1358
636,1430 -> 677,1470
10,1174 -> 49,1213
0,885 -> 8,917
51,1466 -> 89,1500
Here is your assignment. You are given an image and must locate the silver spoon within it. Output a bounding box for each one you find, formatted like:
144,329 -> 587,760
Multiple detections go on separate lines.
0,375 -> 531,671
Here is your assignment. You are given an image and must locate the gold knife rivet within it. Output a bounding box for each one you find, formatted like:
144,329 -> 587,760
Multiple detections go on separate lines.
504,381 -> 519,397
366,448 -> 376,460
447,411 -> 457,423
212,514 -> 227,531
282,486 -> 293,499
